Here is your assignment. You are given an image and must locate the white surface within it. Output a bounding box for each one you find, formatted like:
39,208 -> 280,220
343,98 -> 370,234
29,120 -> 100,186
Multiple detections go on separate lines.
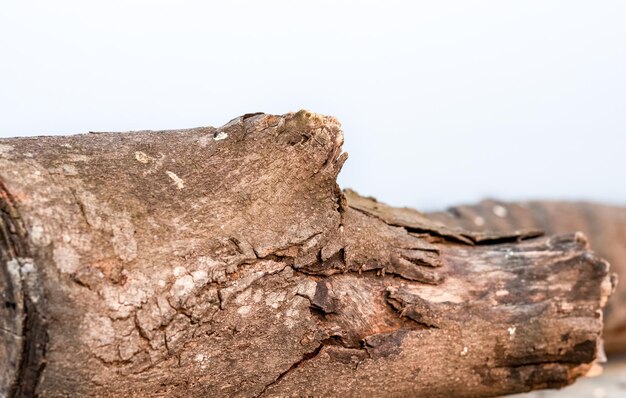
1,1 -> 625,209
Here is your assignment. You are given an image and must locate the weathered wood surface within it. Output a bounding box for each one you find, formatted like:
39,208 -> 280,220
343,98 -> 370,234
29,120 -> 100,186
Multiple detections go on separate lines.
0,111 -> 615,397
429,200 -> 626,355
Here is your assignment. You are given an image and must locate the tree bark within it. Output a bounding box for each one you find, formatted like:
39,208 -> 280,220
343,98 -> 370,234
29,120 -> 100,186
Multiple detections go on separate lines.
428,200 -> 626,355
0,111 -> 615,397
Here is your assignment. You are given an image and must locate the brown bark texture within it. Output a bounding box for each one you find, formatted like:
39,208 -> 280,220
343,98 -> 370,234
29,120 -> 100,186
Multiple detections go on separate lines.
428,200 -> 626,355
0,111 -> 616,397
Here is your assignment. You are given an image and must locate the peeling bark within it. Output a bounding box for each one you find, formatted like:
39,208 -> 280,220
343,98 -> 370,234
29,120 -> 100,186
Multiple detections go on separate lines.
0,111 -> 616,397
428,200 -> 626,355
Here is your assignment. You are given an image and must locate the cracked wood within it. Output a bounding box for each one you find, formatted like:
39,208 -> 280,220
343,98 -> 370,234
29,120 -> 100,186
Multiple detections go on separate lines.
428,200 -> 626,355
0,111 -> 616,398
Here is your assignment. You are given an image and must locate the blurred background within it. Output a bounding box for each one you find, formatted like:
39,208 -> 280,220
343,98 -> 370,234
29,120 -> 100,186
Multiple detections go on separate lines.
1,1 -> 625,211
1,2 -> 625,396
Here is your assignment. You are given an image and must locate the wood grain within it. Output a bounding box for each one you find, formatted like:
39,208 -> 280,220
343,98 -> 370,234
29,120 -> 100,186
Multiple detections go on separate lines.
0,111 -> 615,397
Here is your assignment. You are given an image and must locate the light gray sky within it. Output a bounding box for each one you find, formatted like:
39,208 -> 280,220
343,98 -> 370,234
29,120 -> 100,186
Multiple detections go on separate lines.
1,1 -> 624,210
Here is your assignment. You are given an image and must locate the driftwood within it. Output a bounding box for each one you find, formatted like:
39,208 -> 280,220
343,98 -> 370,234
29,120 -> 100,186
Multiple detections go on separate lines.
0,111 -> 616,397
428,200 -> 626,355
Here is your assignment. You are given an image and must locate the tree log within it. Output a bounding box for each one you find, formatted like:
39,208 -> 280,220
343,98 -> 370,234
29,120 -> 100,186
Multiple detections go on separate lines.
0,111 -> 616,397
428,200 -> 626,355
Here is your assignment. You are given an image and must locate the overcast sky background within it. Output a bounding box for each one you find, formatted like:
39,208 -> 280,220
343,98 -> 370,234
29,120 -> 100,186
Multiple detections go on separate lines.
1,1 -> 624,210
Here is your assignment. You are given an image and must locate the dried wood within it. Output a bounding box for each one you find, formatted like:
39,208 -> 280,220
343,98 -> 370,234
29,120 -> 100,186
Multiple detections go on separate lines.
0,111 -> 615,397
429,200 -> 626,354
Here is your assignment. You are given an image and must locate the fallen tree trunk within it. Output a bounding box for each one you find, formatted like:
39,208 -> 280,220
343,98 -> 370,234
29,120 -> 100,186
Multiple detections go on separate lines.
0,111 -> 615,397
428,200 -> 626,355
